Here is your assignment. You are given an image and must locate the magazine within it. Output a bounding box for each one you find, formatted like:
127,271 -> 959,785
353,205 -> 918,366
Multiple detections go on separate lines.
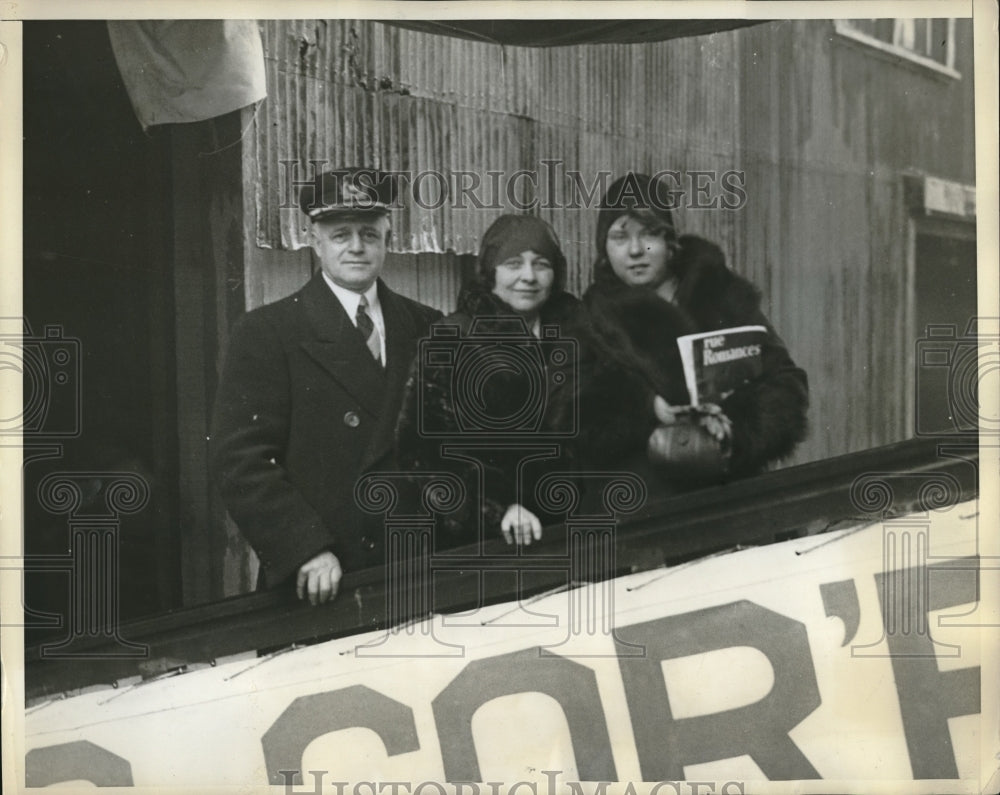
676,325 -> 767,406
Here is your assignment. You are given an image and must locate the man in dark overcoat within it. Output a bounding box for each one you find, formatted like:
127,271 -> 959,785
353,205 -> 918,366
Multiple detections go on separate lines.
210,168 -> 442,605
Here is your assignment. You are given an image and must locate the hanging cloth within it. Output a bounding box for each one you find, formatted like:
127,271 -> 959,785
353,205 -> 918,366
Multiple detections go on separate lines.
107,20 -> 266,130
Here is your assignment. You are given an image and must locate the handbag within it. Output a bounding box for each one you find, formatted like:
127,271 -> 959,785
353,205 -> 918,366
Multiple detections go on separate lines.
646,414 -> 730,480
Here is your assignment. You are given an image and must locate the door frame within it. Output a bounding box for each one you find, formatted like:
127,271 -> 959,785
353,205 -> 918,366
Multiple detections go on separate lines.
903,174 -> 977,438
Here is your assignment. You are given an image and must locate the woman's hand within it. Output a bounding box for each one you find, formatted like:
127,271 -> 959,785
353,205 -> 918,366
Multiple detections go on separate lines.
653,395 -> 684,425
653,395 -> 731,444
500,503 -> 542,546
694,402 -> 732,444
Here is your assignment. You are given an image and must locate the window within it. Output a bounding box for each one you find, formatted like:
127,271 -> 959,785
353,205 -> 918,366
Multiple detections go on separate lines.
834,19 -> 960,77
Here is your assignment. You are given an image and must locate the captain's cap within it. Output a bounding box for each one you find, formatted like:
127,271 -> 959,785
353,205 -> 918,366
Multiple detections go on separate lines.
299,167 -> 398,221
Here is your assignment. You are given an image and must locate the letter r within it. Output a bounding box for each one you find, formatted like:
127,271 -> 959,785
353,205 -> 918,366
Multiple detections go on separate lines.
615,600 -> 821,780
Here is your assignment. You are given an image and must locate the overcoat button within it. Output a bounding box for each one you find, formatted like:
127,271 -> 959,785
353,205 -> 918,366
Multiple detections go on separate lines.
343,411 -> 361,428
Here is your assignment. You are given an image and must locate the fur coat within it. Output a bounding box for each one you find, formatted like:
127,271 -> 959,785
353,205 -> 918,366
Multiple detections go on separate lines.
395,287 -> 583,544
579,234 -> 809,486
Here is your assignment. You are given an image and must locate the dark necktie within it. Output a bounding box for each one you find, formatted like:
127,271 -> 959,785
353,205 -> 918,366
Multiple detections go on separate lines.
356,295 -> 382,365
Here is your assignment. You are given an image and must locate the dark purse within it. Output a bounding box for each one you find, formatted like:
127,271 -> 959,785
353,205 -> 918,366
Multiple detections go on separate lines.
646,415 -> 731,480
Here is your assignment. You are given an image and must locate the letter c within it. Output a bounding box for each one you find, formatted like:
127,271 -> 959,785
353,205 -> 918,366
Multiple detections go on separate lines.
261,685 -> 419,785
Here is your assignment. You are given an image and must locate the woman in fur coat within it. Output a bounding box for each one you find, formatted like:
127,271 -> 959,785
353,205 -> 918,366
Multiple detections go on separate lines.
578,172 -> 809,493
396,214 -> 582,547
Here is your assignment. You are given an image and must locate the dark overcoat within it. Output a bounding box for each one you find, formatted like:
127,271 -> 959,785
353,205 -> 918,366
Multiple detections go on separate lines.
210,273 -> 442,586
394,288 -> 583,544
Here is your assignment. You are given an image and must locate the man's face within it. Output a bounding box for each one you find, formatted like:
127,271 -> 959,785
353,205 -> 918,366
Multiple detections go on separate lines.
311,214 -> 390,292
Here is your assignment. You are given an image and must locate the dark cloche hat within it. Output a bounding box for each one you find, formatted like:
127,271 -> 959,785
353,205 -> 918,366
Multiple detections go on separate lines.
299,167 -> 399,221
476,214 -> 567,293
596,171 -> 678,251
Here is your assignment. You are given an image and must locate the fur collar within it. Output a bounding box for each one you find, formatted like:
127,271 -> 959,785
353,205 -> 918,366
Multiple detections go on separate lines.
588,234 -> 761,328
582,235 -> 763,404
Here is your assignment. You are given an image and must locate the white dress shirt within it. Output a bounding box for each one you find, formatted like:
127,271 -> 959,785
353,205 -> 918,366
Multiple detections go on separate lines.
322,274 -> 387,364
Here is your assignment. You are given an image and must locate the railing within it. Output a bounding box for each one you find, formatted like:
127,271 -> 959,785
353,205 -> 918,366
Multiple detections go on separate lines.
24,436 -> 978,701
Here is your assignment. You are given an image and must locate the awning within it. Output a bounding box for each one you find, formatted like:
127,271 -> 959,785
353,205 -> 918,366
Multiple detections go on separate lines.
388,19 -> 765,46
106,18 -> 765,128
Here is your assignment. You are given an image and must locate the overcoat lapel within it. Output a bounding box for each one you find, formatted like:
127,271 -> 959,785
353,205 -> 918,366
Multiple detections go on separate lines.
298,274 -> 387,415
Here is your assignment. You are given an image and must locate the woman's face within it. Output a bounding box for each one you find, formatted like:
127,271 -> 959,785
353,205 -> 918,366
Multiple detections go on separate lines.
605,214 -> 674,288
492,250 -> 555,316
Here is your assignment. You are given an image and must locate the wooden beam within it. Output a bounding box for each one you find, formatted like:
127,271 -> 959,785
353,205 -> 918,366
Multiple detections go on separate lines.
170,112 -> 247,605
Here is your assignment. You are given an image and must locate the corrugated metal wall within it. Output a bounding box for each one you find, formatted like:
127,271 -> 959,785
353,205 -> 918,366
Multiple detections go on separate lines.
244,18 -> 976,465
736,19 -> 975,465
250,19 -> 742,300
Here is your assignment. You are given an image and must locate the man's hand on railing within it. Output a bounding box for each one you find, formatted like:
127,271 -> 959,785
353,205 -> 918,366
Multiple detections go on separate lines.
295,551 -> 342,605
